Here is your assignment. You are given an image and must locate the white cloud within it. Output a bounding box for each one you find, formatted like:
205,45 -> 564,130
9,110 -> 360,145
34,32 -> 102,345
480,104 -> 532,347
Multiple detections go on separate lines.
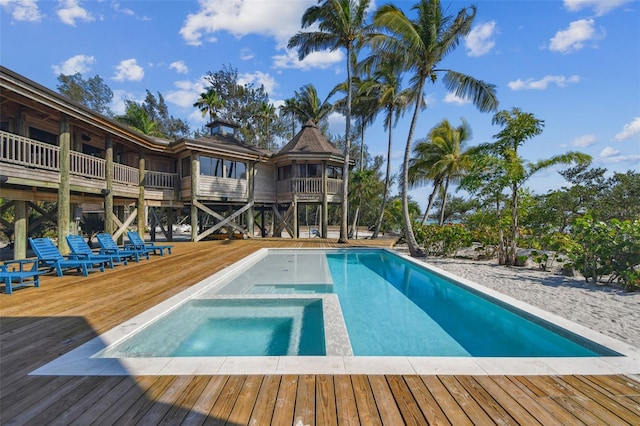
169,60 -> 189,74
600,146 -> 620,158
112,2 -> 134,16
443,92 -> 470,105
571,134 -> 597,147
238,71 -> 277,95
165,78 -> 208,109
57,0 -> 94,26
179,0 -> 314,46
465,21 -> 496,57
272,49 -> 343,71
549,19 -> 604,54
0,0 -> 42,22
327,111 -> 346,136
563,0 -> 632,16
613,117 -> 640,141
52,54 -> 95,75
508,75 -> 580,90
113,59 -> 144,81
240,48 -> 255,61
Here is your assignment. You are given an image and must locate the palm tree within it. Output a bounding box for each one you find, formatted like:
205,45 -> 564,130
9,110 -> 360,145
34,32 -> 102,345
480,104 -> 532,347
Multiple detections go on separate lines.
115,101 -> 161,136
410,119 -> 472,225
292,84 -> 334,126
193,88 -> 225,122
372,0 -> 498,257
288,0 -> 372,243
360,61 -> 415,238
279,97 -> 300,138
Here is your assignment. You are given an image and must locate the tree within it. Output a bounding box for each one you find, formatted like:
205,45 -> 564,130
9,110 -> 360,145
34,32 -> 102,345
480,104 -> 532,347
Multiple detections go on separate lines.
203,65 -> 281,148
142,90 -> 190,139
372,0 -> 498,257
57,73 -> 114,116
359,61 -> 414,239
290,84 -> 334,128
473,107 -> 591,265
288,0 -> 372,243
409,118 -> 472,225
115,101 -> 161,136
193,88 -> 225,122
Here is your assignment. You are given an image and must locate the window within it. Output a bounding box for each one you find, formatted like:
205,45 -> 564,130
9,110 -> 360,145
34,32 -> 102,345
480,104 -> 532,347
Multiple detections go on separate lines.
199,155 -> 246,179
326,165 -> 342,179
181,157 -> 191,177
82,144 -> 102,157
29,127 -> 57,145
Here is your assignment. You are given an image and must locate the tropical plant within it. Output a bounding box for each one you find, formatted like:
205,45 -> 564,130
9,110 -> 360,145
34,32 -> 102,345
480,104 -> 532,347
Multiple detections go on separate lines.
372,0 -> 498,257
409,118 -> 472,226
288,0 -> 372,243
359,61 -> 415,239
193,88 -> 225,122
291,84 -> 335,128
472,108 -> 591,265
115,101 -> 162,137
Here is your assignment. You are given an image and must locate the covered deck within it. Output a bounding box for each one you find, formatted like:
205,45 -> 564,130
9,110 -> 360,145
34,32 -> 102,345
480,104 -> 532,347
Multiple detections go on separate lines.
1,239 -> 639,424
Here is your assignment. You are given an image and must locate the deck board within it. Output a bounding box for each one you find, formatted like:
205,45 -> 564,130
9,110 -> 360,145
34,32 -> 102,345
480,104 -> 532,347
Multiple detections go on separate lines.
2,238 -> 640,425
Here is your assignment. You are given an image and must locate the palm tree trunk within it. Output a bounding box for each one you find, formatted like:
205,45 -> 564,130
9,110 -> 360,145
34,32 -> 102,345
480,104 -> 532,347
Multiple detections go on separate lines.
402,78 -> 426,257
421,179 -> 441,225
372,114 -> 393,239
338,44 -> 353,244
438,177 -> 450,225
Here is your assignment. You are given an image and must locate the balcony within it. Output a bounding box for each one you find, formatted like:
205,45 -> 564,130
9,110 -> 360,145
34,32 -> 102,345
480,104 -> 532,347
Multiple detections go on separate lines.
276,177 -> 342,195
0,130 -> 177,190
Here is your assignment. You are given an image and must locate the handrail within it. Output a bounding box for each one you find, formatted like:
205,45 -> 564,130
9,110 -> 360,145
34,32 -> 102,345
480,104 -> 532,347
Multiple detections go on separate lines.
0,130 -> 59,171
70,151 -> 105,179
113,163 -> 139,185
145,170 -> 177,189
278,177 -> 343,194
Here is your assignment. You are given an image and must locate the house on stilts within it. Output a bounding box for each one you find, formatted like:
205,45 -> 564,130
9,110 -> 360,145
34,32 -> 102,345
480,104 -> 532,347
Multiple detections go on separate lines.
0,66 -> 348,260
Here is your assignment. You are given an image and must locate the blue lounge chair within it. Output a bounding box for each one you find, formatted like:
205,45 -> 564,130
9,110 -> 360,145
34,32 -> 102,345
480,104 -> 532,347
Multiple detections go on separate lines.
1,259 -> 44,294
28,237 -> 106,277
126,231 -> 173,256
66,235 -> 130,268
96,233 -> 149,262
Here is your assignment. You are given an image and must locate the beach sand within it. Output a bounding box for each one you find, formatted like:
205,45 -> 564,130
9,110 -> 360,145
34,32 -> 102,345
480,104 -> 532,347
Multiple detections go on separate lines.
419,256 -> 640,349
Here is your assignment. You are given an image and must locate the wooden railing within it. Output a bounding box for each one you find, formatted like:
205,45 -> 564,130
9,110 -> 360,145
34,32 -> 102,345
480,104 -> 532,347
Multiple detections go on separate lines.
113,163 -> 139,186
327,178 -> 342,194
70,151 -> 105,179
145,170 -> 177,189
1,130 -> 59,171
278,177 -> 343,195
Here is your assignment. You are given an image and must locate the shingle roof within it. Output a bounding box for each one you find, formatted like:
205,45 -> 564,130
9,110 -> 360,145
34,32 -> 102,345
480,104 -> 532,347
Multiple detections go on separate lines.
275,120 -> 343,157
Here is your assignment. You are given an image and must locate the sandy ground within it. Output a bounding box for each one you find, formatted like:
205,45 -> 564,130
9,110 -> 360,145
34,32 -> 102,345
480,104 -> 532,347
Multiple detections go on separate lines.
416,256 -> 640,349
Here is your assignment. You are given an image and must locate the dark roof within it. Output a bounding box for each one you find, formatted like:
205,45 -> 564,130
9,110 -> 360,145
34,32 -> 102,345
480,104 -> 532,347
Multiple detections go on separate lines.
275,120 -> 343,157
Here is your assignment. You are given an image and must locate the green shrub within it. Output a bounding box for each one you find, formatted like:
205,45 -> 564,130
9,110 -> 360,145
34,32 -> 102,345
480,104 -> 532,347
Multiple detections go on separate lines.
414,223 -> 473,257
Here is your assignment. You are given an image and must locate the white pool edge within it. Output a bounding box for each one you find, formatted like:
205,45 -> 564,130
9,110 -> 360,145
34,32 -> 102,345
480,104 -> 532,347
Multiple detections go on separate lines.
30,247 -> 640,377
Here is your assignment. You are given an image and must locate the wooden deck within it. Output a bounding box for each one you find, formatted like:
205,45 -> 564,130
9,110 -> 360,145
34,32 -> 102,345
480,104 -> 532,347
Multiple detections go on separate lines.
2,238 -> 639,425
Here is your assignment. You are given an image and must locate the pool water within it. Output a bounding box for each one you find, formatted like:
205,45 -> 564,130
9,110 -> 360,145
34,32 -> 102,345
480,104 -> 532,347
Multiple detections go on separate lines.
102,249 -> 619,358
102,299 -> 325,357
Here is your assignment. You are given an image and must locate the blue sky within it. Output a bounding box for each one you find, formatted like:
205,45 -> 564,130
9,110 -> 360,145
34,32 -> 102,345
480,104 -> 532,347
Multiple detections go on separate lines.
2,0 -> 639,206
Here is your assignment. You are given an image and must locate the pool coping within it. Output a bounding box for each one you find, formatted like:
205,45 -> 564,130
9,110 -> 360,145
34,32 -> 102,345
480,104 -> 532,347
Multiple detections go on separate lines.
30,248 -> 640,376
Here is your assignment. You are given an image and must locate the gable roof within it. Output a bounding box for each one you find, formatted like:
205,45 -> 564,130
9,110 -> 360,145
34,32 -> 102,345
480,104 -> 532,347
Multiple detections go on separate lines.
173,132 -> 272,161
275,120 -> 343,157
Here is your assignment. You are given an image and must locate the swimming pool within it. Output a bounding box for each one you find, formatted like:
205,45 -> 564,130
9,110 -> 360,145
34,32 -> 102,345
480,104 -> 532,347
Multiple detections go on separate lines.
31,248 -> 640,376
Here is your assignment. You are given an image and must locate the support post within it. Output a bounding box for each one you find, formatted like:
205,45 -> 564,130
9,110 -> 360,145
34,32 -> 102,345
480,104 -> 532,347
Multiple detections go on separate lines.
292,195 -> 298,239
247,161 -> 255,237
104,134 -> 114,234
190,154 -> 198,242
137,152 -> 145,237
13,201 -> 27,259
57,115 -> 71,253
